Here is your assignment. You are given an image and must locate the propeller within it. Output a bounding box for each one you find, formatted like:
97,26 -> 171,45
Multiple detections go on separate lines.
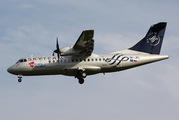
53,37 -> 61,61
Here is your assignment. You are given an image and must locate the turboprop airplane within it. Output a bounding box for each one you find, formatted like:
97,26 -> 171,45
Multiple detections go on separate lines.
7,22 -> 169,84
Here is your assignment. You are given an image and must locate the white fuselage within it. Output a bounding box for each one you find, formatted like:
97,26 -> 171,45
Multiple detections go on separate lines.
7,50 -> 169,77
7,22 -> 169,84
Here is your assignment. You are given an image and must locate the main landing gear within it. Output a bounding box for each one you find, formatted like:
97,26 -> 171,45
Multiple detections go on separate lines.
18,75 -> 22,83
76,70 -> 87,84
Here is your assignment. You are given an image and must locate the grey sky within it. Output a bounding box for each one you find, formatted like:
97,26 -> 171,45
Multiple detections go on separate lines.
1,0 -> 179,120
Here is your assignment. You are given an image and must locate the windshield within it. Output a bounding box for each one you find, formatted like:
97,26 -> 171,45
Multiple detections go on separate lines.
16,59 -> 27,64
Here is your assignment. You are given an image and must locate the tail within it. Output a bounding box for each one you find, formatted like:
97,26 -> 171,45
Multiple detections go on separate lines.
129,22 -> 167,54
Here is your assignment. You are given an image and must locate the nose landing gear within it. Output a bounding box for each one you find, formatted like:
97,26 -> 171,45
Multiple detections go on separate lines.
18,78 -> 22,82
18,75 -> 22,83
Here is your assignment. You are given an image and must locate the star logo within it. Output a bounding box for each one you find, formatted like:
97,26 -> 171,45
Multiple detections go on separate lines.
146,32 -> 160,46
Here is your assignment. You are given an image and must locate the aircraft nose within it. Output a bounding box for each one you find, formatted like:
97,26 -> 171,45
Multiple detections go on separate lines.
7,66 -> 14,74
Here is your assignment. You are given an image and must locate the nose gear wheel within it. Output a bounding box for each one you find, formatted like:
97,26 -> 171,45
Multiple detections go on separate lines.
17,75 -> 22,83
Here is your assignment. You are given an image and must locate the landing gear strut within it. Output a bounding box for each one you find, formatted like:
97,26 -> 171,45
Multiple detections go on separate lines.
76,70 -> 87,84
18,75 -> 22,83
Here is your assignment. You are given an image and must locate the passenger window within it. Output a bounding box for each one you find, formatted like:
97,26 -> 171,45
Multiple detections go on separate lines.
76,59 -> 78,62
95,59 -> 97,61
72,59 -> 74,62
91,59 -> 94,61
88,59 -> 90,61
84,59 -> 86,62
99,58 -> 101,61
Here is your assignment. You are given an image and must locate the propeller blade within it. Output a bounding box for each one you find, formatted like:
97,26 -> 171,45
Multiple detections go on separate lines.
56,37 -> 60,61
56,37 -> 59,51
57,52 -> 60,61
52,37 -> 61,62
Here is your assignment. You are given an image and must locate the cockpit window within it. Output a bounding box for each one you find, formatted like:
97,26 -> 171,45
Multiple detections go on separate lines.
20,59 -> 23,62
24,59 -> 27,62
16,59 -> 27,64
16,59 -> 22,64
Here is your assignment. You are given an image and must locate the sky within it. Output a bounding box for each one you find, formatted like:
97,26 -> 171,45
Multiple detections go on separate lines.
1,0 -> 179,120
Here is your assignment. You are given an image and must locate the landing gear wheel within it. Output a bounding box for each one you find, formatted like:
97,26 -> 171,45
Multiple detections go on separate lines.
18,78 -> 22,82
78,78 -> 84,84
76,70 -> 87,84
17,75 -> 22,83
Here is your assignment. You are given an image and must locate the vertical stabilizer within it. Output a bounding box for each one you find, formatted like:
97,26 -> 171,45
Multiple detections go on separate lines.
129,22 -> 167,54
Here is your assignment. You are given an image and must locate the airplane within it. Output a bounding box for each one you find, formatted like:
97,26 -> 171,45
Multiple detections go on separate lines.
7,22 -> 169,84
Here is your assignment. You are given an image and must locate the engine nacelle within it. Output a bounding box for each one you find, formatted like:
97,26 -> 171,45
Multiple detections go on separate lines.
60,46 -> 81,56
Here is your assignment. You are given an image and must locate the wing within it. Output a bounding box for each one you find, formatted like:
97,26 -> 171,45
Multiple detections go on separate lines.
73,30 -> 94,56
